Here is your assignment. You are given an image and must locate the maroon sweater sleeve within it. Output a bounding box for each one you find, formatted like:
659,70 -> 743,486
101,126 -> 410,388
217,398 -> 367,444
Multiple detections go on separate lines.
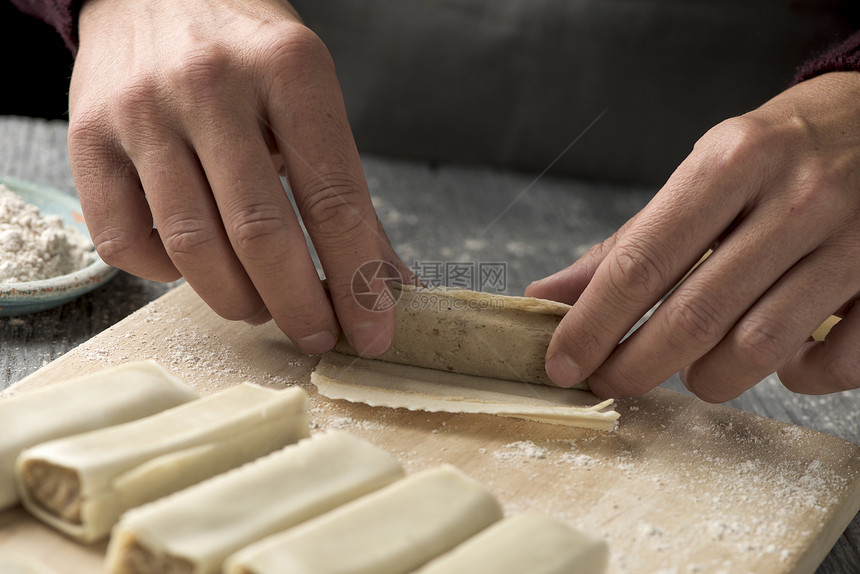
794,30 -> 860,84
9,0 -> 82,55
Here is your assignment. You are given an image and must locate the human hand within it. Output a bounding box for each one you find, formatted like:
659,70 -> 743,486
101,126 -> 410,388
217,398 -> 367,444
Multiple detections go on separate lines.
526,72 -> 860,402
68,0 -> 407,357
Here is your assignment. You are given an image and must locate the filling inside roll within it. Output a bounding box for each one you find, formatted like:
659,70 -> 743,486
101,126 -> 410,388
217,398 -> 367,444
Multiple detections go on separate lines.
116,540 -> 195,574
19,459 -> 82,524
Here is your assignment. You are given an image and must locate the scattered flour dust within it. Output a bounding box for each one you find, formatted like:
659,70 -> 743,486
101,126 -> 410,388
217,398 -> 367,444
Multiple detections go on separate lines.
0,183 -> 95,283
493,440 -> 549,461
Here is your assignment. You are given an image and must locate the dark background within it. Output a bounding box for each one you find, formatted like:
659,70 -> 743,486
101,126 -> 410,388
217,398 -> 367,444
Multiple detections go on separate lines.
2,1 -> 858,184
1,2 -> 73,120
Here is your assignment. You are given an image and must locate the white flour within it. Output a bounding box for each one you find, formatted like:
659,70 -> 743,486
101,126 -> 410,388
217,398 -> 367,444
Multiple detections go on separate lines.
0,184 -> 95,283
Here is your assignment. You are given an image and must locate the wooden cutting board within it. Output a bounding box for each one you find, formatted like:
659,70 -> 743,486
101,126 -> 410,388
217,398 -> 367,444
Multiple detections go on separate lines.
1,283 -> 859,574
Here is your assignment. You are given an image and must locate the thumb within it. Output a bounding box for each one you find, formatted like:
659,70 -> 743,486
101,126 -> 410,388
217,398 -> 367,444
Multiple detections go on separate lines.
525,233 -> 618,303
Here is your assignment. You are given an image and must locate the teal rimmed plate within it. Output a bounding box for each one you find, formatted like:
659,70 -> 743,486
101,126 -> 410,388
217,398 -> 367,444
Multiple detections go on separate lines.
0,175 -> 118,316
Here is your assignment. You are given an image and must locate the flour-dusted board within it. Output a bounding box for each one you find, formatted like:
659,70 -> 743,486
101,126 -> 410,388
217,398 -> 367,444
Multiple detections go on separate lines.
1,283 -> 859,574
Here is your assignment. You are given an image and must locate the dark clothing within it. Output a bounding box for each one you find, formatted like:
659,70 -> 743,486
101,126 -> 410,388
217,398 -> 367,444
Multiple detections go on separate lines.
15,0 -> 860,80
795,30 -> 860,83
10,0 -> 79,55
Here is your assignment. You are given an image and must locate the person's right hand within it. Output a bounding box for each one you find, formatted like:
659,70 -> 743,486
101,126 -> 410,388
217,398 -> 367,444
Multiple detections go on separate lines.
526,71 -> 860,402
69,0 -> 407,357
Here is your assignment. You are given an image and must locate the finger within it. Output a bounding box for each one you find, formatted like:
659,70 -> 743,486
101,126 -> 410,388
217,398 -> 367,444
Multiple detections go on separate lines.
129,136 -> 267,323
683,242 -> 860,401
777,298 -> 860,394
525,234 -> 617,304
588,186 -> 833,399
266,28 -> 395,357
544,147 -> 757,391
182,78 -> 340,355
526,212 -> 658,304
68,119 -> 179,282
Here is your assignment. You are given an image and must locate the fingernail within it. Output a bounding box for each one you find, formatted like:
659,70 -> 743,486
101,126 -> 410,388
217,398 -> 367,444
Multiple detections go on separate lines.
244,307 -> 272,326
349,322 -> 391,358
297,331 -> 338,355
545,353 -> 583,388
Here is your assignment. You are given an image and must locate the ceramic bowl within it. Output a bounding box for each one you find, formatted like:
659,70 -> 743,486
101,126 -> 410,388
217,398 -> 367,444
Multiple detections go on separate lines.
0,175 -> 117,316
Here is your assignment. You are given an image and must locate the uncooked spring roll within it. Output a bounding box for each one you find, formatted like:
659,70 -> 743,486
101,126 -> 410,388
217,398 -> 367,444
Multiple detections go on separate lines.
224,465 -> 503,574
106,431 -> 404,574
335,284 -> 578,387
413,512 -> 609,574
17,383 -> 308,542
0,360 -> 198,511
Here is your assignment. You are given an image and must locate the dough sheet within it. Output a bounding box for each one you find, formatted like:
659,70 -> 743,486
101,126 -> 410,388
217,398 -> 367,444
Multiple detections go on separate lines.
313,353 -> 618,431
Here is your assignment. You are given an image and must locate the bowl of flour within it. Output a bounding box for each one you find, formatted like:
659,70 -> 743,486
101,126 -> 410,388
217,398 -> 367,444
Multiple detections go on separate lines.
0,176 -> 117,316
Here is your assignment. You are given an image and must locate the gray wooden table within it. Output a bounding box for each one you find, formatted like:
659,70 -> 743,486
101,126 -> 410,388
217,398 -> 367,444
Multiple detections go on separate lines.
1,115 -> 858,573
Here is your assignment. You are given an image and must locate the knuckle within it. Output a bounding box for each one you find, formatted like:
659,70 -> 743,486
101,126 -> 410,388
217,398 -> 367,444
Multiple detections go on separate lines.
584,240 -> 608,260
112,77 -> 160,123
228,203 -> 291,258
67,111 -> 105,154
579,238 -> 613,270
91,226 -> 139,268
299,176 -> 369,241
110,80 -> 177,151
664,291 -> 725,347
606,240 -> 668,304
697,116 -> 768,173
734,318 -> 791,371
67,113 -> 115,179
263,24 -> 332,75
159,218 -> 220,263
166,46 -> 231,99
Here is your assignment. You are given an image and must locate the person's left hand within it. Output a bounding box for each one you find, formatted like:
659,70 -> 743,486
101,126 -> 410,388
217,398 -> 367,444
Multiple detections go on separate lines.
526,71 -> 860,402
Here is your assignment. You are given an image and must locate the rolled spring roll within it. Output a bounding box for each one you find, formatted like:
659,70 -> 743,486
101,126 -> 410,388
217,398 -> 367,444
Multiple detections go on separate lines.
413,512 -> 609,574
106,431 -> 404,574
335,284 -> 580,388
224,465 -> 503,574
0,360 -> 198,511
17,383 -> 309,542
